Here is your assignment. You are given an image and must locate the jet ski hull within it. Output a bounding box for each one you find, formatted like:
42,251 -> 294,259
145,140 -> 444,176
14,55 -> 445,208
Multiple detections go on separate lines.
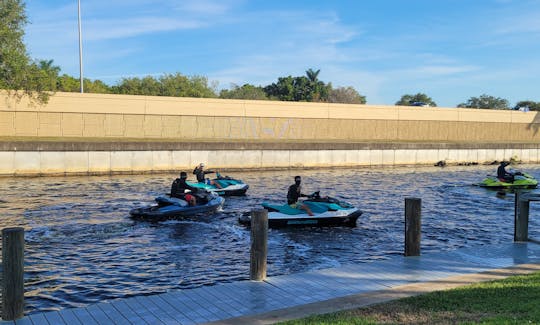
477,175 -> 538,189
130,195 -> 224,221
239,194 -> 362,228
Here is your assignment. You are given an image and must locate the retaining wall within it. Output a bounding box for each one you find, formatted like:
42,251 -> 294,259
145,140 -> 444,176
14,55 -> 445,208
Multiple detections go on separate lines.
1,92 -> 539,175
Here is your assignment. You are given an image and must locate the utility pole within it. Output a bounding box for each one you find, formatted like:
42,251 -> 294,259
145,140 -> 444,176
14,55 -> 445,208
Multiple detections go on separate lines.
78,0 -> 84,93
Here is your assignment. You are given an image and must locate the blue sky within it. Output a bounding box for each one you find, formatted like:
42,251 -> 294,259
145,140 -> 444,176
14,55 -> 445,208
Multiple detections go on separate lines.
24,0 -> 540,107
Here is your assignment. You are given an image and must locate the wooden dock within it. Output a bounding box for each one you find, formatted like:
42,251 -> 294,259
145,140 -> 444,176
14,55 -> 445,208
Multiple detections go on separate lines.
3,242 -> 540,325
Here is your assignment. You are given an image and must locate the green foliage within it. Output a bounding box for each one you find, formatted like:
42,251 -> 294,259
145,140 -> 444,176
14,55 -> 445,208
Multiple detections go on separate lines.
57,74 -> 81,92
395,93 -> 437,107
514,100 -> 540,111
328,86 -> 366,104
458,94 -> 510,109
57,74 -> 111,93
264,69 -> 332,102
219,83 -> 268,100
35,59 -> 61,91
111,73 -> 217,98
0,0 -> 55,103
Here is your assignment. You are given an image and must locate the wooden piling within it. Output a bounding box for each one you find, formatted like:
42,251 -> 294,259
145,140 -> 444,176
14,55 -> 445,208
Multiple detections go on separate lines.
405,198 -> 421,256
2,227 -> 25,321
250,209 -> 268,281
515,194 -> 529,242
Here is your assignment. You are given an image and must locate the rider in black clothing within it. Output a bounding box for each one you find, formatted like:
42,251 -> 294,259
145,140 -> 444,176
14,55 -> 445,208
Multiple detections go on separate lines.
287,176 -> 313,216
497,161 -> 515,183
171,172 -> 198,205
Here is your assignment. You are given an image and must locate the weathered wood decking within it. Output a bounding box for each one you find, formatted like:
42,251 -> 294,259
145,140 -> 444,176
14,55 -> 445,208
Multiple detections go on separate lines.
4,242 -> 540,325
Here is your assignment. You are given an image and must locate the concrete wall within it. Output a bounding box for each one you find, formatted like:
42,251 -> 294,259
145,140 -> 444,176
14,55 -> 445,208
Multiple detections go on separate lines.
1,147 -> 538,176
2,92 -> 540,142
1,92 -> 540,175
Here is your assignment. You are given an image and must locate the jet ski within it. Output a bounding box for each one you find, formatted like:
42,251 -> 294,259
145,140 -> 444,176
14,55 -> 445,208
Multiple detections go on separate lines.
187,173 -> 249,196
239,192 -> 362,228
477,171 -> 538,189
130,191 -> 224,221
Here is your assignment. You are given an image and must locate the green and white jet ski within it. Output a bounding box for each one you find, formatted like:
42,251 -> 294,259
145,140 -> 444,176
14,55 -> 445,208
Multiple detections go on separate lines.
477,171 -> 538,189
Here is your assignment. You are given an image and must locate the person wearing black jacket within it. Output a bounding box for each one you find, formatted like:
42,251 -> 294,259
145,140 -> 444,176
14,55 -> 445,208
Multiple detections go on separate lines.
193,163 -> 222,188
287,176 -> 313,216
497,161 -> 515,183
171,172 -> 198,205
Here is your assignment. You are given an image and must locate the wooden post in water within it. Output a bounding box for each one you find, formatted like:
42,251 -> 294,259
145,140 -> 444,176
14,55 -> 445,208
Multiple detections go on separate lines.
515,193 -> 529,242
250,209 -> 268,281
2,227 -> 25,321
404,198 -> 421,256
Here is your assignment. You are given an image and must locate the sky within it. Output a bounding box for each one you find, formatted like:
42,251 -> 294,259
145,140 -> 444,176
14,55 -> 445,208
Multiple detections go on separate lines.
23,0 -> 540,107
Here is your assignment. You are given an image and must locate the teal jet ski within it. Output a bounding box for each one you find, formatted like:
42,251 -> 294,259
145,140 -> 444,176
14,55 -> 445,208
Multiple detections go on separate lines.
239,192 -> 362,228
477,171 -> 538,189
187,173 -> 248,196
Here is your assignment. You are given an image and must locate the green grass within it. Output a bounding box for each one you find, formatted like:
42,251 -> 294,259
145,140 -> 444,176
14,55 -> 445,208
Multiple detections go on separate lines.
279,271 -> 540,325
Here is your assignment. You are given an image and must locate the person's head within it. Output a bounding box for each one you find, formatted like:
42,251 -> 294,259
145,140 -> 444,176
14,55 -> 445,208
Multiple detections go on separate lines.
294,176 -> 301,186
199,163 -> 205,169
180,171 -> 187,179
501,161 -> 510,167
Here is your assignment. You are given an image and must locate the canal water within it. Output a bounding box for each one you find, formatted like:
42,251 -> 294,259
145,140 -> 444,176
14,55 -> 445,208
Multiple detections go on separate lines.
1,165 -> 539,314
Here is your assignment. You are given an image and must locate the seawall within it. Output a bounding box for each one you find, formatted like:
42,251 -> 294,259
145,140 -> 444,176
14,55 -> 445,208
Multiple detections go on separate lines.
1,92 -> 539,176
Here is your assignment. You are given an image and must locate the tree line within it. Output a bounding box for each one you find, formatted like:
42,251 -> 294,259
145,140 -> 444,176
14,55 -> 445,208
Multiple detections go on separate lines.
1,0 -> 539,111
28,63 -> 368,105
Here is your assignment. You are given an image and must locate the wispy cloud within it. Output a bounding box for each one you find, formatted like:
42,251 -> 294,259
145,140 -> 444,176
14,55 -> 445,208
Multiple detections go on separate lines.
83,17 -> 205,41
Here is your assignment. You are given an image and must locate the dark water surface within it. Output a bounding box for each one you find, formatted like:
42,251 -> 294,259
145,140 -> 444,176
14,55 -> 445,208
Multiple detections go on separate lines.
1,165 -> 540,314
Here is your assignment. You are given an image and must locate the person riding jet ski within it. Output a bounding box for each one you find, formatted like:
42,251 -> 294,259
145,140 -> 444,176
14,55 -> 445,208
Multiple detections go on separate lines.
497,161 -> 517,183
171,172 -> 199,206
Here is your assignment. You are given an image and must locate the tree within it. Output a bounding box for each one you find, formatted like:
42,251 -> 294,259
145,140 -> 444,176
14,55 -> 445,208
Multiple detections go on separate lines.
0,0 -> 53,103
514,100 -> 540,111
35,59 -> 60,91
457,94 -> 510,109
159,73 -> 217,98
264,69 -> 331,102
328,86 -> 366,104
219,83 -> 268,100
395,93 -> 437,107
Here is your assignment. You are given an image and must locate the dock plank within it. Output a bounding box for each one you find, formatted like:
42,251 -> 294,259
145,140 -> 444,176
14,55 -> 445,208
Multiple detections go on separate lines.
197,285 -> 249,316
28,312 -> 49,325
42,310 -> 67,325
173,289 -> 226,321
162,292 -> 212,323
188,287 -> 238,319
94,302 -> 130,325
86,304 -> 114,325
110,299 -> 146,324
151,294 -> 196,325
13,318 -> 30,325
122,296 -> 164,324
70,308 -> 98,325
57,308 -> 83,325
12,242 -> 540,325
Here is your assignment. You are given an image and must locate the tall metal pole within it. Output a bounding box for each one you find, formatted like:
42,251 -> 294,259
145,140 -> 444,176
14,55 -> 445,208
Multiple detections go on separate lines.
77,0 -> 84,93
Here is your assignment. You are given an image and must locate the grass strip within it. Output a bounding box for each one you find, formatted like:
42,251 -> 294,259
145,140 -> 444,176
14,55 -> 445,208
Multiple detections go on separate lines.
279,271 -> 540,325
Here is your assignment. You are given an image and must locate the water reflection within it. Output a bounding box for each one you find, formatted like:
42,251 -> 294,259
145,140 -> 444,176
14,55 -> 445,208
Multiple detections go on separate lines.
1,165 -> 539,314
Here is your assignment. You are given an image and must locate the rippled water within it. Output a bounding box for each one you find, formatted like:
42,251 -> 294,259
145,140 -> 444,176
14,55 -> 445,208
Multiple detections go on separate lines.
1,165 -> 540,314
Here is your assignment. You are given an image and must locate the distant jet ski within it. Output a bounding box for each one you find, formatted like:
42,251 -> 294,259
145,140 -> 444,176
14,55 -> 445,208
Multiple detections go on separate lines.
188,173 -> 249,196
476,171 -> 538,189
